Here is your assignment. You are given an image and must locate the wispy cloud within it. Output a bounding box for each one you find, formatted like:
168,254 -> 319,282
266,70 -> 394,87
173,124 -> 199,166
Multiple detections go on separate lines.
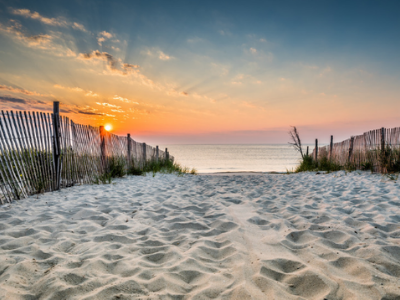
0,20 -> 52,48
250,47 -> 257,54
97,30 -> 113,45
54,84 -> 98,97
143,48 -> 174,61
158,51 -> 172,60
79,50 -> 139,75
85,91 -> 98,97
99,31 -> 113,39
11,8 -> 87,32
0,84 -> 46,96
111,108 -> 125,113
54,84 -> 83,92
0,95 -> 45,104
113,95 -> 139,104
96,102 -> 121,108
62,104 -> 104,116
0,20 -> 77,56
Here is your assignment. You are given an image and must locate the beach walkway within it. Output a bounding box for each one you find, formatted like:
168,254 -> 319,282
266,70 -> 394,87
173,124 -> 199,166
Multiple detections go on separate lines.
0,172 -> 399,299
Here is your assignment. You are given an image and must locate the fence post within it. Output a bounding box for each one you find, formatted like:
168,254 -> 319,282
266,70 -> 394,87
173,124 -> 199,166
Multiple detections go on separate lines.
156,146 -> 159,162
143,143 -> 147,165
127,134 -> 131,168
348,136 -> 354,163
100,126 -> 107,172
329,135 -> 333,160
52,101 -> 61,190
165,148 -> 169,162
306,146 -> 309,156
315,139 -> 318,164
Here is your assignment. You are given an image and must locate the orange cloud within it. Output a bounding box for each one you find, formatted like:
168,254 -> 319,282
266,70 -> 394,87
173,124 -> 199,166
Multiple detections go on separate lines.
113,95 -> 139,104
54,84 -> 98,97
11,8 -> 87,32
0,84 -> 46,96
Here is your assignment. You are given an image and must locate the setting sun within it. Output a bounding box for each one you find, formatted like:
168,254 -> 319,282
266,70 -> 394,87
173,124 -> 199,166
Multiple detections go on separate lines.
105,124 -> 112,131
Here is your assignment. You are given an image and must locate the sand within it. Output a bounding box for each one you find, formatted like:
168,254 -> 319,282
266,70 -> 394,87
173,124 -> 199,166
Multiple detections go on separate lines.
0,171 -> 400,299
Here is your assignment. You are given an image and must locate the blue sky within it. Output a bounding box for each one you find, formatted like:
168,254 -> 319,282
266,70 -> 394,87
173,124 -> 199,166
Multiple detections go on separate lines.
0,0 -> 399,144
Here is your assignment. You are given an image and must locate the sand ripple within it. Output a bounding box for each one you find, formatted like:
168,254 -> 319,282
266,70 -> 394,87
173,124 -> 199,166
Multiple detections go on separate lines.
0,171 -> 400,299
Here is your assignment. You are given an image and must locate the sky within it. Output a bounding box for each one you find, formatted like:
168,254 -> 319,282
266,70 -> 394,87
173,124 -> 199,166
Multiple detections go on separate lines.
0,0 -> 399,145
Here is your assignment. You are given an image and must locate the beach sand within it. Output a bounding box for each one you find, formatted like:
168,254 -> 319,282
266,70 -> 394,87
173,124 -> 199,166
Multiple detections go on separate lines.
0,171 -> 400,299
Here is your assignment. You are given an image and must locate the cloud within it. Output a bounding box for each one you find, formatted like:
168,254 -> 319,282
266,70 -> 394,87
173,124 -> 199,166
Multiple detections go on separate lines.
143,48 -> 174,61
79,50 -> 139,76
158,51 -> 172,60
78,51 -> 157,91
99,31 -> 113,39
97,31 -> 113,45
111,109 -> 125,113
85,91 -> 98,97
113,95 -> 139,104
11,8 -> 87,32
0,20 -> 52,48
0,92 -> 110,118
0,84 -> 45,96
250,47 -> 257,54
259,38 -> 267,42
122,63 -> 139,70
96,102 -> 121,108
0,95 -> 46,105
0,20 -> 77,56
54,84 -> 83,92
54,84 -> 98,97
72,22 -> 85,31
0,95 -> 28,104
77,110 -> 103,116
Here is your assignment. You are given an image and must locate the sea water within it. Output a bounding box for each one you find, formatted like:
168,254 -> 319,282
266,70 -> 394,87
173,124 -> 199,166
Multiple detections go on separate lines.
158,144 -> 309,173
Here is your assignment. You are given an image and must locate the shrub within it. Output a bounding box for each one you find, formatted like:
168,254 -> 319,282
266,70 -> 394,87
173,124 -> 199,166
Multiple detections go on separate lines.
108,156 -> 126,178
295,155 -> 316,172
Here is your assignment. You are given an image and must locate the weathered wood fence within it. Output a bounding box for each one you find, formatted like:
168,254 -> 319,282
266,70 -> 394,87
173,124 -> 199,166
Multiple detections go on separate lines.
0,102 -> 173,203
311,127 -> 400,172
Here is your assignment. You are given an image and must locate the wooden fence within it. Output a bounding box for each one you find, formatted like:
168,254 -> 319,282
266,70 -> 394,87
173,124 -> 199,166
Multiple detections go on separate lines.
0,102 -> 173,204
311,127 -> 400,172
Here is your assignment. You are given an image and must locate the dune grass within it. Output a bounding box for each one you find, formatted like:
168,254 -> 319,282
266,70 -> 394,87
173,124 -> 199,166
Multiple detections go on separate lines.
128,158 -> 197,177
295,155 -> 345,173
93,156 -> 196,184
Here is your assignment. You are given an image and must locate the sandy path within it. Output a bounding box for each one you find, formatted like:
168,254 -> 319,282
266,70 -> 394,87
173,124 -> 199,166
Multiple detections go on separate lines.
0,171 -> 400,299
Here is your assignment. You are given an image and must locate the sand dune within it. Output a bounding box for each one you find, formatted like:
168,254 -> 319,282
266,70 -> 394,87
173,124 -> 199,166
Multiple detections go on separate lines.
0,171 -> 400,299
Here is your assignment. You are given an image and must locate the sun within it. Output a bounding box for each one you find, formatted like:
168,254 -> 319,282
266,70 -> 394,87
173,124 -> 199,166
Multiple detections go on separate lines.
105,124 -> 112,131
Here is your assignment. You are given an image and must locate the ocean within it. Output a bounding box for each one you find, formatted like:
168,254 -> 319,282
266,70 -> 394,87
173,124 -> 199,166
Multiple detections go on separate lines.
158,144 -> 307,173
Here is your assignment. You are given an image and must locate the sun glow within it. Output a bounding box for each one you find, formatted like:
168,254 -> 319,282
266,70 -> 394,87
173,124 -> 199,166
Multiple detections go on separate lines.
105,124 -> 112,131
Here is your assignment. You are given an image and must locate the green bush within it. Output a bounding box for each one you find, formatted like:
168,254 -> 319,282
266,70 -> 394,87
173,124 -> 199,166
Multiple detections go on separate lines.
295,155 -> 343,173
295,155 -> 316,172
319,156 -> 342,172
93,172 -> 112,184
361,161 -> 373,172
108,156 -> 126,178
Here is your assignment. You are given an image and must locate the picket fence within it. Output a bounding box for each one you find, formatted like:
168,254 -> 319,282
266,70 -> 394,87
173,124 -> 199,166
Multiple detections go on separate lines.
0,102 -> 173,203
311,127 -> 400,172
